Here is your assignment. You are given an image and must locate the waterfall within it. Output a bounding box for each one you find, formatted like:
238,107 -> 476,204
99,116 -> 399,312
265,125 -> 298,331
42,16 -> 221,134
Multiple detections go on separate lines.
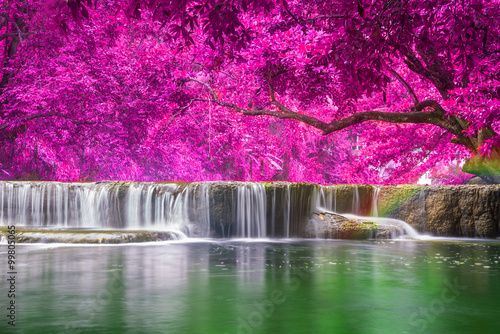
333,186 -> 337,212
0,182 -> 89,227
0,182 -> 423,240
123,183 -> 211,236
313,185 -> 337,212
0,182 -> 211,236
283,184 -> 291,238
271,188 -> 276,237
235,183 -> 266,238
371,186 -> 380,217
352,186 -> 360,214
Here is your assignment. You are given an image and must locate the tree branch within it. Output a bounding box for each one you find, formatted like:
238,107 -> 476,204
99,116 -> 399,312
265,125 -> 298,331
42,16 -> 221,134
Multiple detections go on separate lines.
322,110 -> 453,135
0,13 -> 24,44
0,31 -> 31,42
185,79 -> 472,150
388,69 -> 419,106
414,99 -> 445,113
282,0 -> 304,26
192,97 -> 330,130
404,51 -> 451,99
220,71 -> 236,80
306,14 -> 345,22
183,78 -> 218,100
0,113 -> 95,130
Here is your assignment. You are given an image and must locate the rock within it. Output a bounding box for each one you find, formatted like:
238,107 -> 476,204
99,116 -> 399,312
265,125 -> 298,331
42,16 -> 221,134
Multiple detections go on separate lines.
0,228 -> 182,244
463,176 -> 489,185
378,185 -> 500,238
302,213 -> 406,239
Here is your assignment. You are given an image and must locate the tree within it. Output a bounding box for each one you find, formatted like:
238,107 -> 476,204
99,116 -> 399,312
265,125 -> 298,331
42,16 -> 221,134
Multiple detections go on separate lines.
2,0 -> 500,183
0,0 -> 352,182
176,0 -> 500,183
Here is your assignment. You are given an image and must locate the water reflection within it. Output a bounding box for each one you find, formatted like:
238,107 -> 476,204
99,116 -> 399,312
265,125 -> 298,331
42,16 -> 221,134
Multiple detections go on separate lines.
1,240 -> 500,334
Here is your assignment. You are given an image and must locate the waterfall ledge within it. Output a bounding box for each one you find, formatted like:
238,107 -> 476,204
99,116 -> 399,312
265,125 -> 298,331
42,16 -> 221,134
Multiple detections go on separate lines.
1,181 -> 499,239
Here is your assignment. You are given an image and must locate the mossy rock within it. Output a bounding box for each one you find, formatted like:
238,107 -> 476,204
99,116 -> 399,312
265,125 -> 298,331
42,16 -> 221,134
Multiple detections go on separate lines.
302,212 -> 406,239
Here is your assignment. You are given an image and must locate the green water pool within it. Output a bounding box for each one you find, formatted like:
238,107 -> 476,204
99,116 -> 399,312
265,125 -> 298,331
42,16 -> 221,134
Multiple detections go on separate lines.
1,239 -> 500,334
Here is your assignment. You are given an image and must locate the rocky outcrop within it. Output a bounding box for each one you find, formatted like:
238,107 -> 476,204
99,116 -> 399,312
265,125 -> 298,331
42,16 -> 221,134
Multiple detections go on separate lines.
302,212 -> 417,239
378,185 -> 500,238
303,213 -> 378,239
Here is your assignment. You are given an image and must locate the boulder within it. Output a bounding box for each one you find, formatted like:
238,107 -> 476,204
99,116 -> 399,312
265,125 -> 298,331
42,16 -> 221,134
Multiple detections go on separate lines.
302,213 -> 408,239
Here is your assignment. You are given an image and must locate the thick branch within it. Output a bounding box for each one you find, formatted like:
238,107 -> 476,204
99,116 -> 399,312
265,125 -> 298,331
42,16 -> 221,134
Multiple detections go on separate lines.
186,79 -> 472,150
193,97 -> 330,130
404,50 -> 451,100
414,99 -> 445,112
323,110 -> 453,134
0,113 -> 95,130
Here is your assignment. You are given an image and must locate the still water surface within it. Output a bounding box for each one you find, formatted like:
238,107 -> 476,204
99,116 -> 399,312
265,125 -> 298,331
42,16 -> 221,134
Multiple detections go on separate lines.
2,239 -> 500,334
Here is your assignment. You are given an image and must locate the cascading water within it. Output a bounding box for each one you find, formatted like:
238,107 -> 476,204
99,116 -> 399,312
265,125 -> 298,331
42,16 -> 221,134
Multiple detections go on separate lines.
235,183 -> 267,238
283,184 -> 291,238
0,181 -> 422,240
371,186 -> 381,217
314,185 -> 336,212
270,188 -> 276,237
123,183 -> 211,236
352,185 -> 360,214
0,182 -> 212,236
0,182 -> 120,228
342,213 -> 421,239
309,184 -> 423,239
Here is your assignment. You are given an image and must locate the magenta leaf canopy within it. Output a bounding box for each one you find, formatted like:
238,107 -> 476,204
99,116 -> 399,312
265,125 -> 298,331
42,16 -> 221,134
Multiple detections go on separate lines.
1,0 -> 499,184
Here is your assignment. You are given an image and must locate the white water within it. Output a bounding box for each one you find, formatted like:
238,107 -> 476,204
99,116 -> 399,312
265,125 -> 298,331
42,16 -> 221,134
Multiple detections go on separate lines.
283,184 -> 291,238
352,185 -> 360,214
314,185 -> 337,212
342,213 -> 421,239
310,185 -> 423,239
0,182 -> 212,236
236,183 -> 267,238
371,186 -> 381,217
0,182 -> 118,228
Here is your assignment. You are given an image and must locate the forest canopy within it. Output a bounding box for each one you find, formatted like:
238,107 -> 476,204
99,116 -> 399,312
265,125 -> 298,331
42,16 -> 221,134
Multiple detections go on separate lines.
1,0 -> 500,184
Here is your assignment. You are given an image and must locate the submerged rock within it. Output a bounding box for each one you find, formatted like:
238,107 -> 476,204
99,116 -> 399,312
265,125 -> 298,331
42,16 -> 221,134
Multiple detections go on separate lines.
0,228 -> 183,244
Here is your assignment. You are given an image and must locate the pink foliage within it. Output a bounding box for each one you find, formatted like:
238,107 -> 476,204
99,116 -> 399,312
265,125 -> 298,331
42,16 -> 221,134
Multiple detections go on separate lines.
1,1 -> 500,184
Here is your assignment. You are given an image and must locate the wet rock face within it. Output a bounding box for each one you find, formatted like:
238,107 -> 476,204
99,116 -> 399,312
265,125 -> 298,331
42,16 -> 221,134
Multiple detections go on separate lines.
378,186 -> 500,238
332,185 -> 373,215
